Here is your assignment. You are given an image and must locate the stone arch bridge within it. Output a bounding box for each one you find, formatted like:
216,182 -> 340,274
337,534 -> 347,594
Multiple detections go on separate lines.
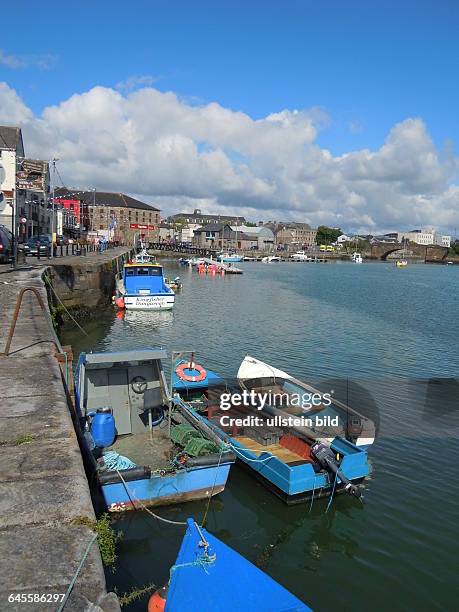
369,243 -> 448,262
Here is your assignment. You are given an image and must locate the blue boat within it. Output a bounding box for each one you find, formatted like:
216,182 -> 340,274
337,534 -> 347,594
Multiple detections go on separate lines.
116,262 -> 175,310
172,355 -> 369,504
150,518 -> 311,611
75,349 -> 235,512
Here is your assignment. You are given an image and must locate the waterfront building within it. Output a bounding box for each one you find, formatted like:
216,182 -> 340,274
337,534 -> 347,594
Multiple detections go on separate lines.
193,223 -> 257,250
0,125 -> 52,239
229,224 -> 275,250
397,229 -> 451,247
169,208 -> 245,226
55,188 -> 160,244
274,222 -> 317,250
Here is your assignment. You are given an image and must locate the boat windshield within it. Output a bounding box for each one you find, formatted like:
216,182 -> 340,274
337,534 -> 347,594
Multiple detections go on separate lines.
125,266 -> 162,276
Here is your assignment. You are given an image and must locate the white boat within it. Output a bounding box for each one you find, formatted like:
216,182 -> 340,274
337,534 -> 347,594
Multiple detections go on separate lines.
351,252 -> 363,264
217,252 -> 244,263
396,259 -> 408,268
237,355 -> 376,449
261,255 -> 281,263
135,248 -> 153,263
291,251 -> 313,262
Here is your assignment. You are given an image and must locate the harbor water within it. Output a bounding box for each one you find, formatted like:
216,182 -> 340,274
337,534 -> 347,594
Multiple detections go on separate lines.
61,260 -> 459,612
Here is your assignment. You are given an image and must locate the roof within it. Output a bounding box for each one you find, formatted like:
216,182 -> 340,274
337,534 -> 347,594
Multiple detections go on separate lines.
170,211 -> 245,222
230,225 -> 274,237
0,125 -> 24,155
193,223 -> 227,233
83,349 -> 167,365
54,187 -> 159,212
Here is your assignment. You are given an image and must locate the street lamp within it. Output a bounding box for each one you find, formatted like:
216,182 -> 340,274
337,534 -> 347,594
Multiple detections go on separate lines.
49,158 -> 59,259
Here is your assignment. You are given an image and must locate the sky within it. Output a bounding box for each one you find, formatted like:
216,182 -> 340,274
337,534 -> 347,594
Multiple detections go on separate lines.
0,0 -> 458,234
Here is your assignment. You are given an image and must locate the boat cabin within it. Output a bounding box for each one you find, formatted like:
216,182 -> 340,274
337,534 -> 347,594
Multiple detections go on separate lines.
123,263 -> 170,296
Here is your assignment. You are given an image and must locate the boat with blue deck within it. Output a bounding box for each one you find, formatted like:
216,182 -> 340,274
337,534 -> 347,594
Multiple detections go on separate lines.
116,261 -> 175,310
149,518 -> 311,611
172,354 -> 370,504
75,349 -> 235,512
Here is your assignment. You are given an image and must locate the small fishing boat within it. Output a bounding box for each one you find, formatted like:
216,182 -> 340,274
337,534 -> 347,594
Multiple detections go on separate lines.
178,257 -> 191,266
115,261 -> 175,310
237,356 -> 375,448
172,354 -> 369,505
165,276 -> 182,291
396,259 -> 408,268
291,251 -> 313,262
135,248 -> 153,263
148,518 -> 311,611
217,251 -> 243,263
261,255 -> 281,263
351,252 -> 363,264
75,349 -> 234,512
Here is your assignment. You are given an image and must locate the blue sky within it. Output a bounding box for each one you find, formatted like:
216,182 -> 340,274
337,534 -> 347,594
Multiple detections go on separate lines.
1,0 -> 458,154
1,1 -> 458,231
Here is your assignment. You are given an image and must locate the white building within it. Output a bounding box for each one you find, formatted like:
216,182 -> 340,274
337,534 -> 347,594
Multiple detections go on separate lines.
434,234 -> 451,248
0,125 -> 51,239
336,234 -> 352,244
397,230 -> 451,247
0,126 -> 25,232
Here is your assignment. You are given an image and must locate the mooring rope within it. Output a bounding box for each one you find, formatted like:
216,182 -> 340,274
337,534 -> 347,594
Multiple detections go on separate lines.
115,468 -> 187,526
228,442 -> 275,463
57,533 -> 98,612
43,274 -> 89,337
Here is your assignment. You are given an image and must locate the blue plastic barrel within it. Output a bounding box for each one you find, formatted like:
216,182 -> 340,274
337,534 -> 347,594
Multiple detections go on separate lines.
91,407 -> 116,448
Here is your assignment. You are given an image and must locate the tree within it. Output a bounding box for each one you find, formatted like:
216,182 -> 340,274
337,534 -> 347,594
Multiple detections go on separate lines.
316,225 -> 342,245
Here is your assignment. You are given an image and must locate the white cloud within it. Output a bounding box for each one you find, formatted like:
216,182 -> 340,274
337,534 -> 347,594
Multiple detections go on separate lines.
115,75 -> 159,92
0,49 -> 57,70
0,81 -> 457,232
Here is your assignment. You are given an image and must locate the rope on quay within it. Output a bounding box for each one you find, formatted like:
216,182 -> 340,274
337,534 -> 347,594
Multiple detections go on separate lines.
57,533 -> 98,612
115,468 -> 187,526
43,274 -> 89,337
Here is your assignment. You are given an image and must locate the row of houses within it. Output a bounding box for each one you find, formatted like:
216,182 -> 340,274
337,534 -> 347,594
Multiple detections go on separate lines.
163,209 -> 318,251
0,124 -> 161,244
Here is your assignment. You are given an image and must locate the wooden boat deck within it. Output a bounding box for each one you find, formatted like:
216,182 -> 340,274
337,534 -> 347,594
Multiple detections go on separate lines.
234,436 -> 306,465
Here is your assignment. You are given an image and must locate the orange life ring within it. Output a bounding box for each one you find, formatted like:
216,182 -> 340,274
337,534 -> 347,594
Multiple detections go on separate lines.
175,361 -> 207,383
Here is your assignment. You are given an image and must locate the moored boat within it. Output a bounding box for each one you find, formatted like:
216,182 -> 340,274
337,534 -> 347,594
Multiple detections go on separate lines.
351,252 -> 363,264
75,349 -> 234,512
237,356 -> 375,449
217,251 -> 243,263
261,255 -> 281,263
115,261 -> 175,310
172,354 -> 369,504
148,518 -> 311,611
396,259 -> 408,268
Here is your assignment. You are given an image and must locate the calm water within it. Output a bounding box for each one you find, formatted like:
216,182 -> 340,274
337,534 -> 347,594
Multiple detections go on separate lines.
62,261 -> 459,612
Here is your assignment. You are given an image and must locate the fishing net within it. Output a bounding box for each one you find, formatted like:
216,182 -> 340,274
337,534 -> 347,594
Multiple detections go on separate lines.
171,424 -> 201,446
183,438 -> 220,457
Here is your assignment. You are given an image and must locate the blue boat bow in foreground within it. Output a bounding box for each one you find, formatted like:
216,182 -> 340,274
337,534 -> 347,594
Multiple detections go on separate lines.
163,518 -> 311,611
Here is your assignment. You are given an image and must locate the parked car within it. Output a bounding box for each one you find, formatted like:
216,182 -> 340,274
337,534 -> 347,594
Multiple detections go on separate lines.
56,234 -> 69,246
249,245 -> 258,251
23,235 -> 52,257
0,225 -> 13,263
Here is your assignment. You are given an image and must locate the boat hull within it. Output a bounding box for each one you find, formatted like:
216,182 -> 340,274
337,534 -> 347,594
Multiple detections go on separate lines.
123,293 -> 175,310
103,463 -> 231,512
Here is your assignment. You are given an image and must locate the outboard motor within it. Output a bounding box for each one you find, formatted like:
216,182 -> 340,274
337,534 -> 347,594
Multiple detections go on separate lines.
311,441 -> 362,499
